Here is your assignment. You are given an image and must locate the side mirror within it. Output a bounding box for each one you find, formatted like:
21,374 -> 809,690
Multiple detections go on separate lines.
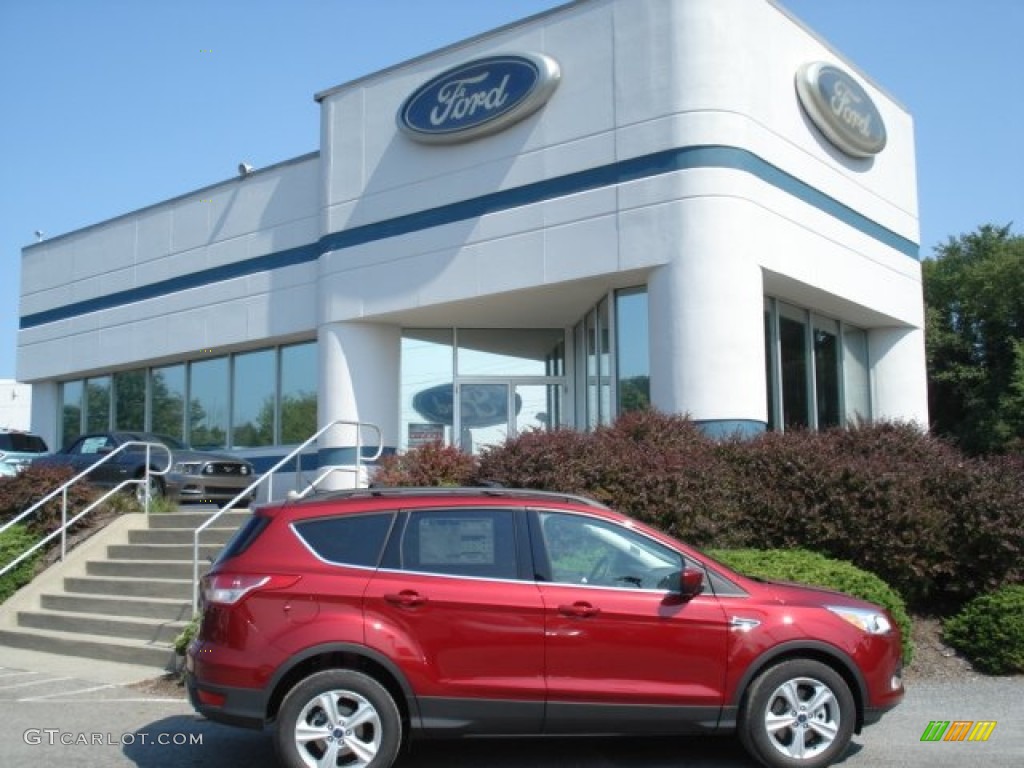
678,567 -> 705,600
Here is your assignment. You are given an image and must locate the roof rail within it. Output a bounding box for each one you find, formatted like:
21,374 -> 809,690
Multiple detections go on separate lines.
293,486 -> 610,510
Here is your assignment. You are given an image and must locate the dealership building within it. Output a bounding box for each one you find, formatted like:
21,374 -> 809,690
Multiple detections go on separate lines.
17,0 -> 927,493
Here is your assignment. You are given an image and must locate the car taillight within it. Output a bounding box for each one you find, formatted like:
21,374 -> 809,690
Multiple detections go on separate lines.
202,573 -> 299,605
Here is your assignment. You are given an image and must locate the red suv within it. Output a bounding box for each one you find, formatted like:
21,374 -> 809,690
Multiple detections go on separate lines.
186,488 -> 904,768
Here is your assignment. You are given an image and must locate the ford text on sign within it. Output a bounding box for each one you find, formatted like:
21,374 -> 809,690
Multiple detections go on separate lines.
399,53 -> 560,144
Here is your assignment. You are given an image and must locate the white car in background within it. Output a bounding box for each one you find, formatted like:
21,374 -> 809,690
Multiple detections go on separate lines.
0,430 -> 50,477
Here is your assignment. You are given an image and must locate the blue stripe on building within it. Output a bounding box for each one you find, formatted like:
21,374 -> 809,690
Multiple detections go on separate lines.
20,144 -> 918,330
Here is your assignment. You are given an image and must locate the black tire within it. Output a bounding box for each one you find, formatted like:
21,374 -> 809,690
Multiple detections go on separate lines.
739,659 -> 855,768
275,669 -> 402,768
134,471 -> 165,504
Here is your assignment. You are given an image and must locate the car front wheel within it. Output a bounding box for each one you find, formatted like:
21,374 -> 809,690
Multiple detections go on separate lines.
134,472 -> 165,505
275,669 -> 402,768
739,659 -> 855,768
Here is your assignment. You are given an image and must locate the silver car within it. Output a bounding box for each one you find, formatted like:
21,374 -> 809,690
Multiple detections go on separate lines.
34,431 -> 258,506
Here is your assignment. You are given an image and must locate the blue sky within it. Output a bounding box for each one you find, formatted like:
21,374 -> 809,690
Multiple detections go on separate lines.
1,0 -> 1020,381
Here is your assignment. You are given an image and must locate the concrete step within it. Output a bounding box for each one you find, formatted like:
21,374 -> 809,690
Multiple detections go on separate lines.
128,527 -> 236,545
86,559 -> 208,580
17,609 -> 186,644
63,575 -> 194,600
40,593 -> 192,622
146,510 -> 251,530
0,626 -> 176,669
106,543 -> 224,561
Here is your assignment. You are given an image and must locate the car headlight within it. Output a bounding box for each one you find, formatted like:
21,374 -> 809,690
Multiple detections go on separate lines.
174,462 -> 201,475
826,605 -> 892,634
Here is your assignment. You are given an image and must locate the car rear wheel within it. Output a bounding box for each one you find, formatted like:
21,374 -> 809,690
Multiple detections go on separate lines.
275,669 -> 402,768
739,659 -> 855,768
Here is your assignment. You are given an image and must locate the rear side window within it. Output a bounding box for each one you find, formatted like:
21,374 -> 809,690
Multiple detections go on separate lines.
400,509 -> 517,580
0,433 -> 47,453
216,516 -> 271,563
294,513 -> 394,567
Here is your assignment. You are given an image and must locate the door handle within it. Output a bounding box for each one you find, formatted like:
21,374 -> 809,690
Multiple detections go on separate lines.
557,601 -> 600,618
384,590 -> 428,608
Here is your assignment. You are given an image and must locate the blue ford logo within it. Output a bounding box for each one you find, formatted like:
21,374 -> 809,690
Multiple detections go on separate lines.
399,53 -> 560,144
795,62 -> 887,158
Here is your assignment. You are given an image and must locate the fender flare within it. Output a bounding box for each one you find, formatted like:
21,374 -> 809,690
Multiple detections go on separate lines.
730,640 -> 869,731
265,641 -> 422,725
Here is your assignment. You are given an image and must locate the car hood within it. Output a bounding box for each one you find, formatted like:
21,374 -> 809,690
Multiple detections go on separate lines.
171,449 -> 249,464
759,579 -> 880,611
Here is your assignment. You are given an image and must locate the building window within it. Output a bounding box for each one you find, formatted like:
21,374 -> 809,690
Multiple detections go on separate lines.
401,329 -> 455,451
842,327 -> 871,423
575,286 -> 650,429
151,365 -> 186,440
232,350 -> 275,448
778,304 -> 809,430
113,370 -> 146,431
60,380 -> 83,450
280,342 -> 318,445
615,287 -> 650,413
189,358 -> 229,449
56,341 -> 318,451
85,376 -> 111,433
765,298 -> 871,431
813,316 -> 840,429
400,329 -> 565,453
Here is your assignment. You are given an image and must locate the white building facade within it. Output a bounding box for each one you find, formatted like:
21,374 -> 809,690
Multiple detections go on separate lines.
17,0 -> 926,492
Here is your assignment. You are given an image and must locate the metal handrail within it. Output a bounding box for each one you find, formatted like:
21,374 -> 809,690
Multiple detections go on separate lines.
191,419 -> 383,610
0,441 -> 172,579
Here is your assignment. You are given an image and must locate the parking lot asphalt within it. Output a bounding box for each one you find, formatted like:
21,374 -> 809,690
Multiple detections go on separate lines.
0,664 -> 1020,767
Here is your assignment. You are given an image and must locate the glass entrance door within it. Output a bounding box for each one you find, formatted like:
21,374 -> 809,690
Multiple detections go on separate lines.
456,380 -> 563,455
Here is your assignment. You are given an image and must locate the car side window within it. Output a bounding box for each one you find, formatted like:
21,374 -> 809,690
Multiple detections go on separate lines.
293,513 -> 394,568
76,436 -> 111,455
537,511 -> 683,591
400,509 -> 517,581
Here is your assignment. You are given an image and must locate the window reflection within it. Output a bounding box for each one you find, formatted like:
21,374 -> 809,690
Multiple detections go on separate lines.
151,365 -> 185,441
114,370 -> 146,431
85,377 -> 111,433
402,330 -> 454,451
779,306 -> 809,430
457,329 -> 565,376
56,343 -> 318,450
765,299 -> 871,431
280,342 -> 317,444
813,317 -> 840,429
61,380 -> 83,449
616,288 -> 650,413
843,327 -> 871,423
189,358 -> 228,449
233,350 -> 275,447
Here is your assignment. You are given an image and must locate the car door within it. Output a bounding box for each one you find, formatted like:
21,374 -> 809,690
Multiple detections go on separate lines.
362,506 -> 546,734
531,509 -> 730,734
65,435 -> 120,484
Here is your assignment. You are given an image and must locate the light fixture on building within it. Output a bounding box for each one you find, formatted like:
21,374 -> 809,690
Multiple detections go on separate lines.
33,230 -> 44,242
238,162 -> 254,177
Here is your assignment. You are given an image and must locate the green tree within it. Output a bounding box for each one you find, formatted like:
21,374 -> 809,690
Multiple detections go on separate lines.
924,224 -> 1024,453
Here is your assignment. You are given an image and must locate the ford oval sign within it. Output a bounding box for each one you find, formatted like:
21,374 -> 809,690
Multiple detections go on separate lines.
795,62 -> 887,158
399,53 -> 560,144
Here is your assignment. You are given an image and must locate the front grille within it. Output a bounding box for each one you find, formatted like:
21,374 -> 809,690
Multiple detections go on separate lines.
206,463 -> 247,476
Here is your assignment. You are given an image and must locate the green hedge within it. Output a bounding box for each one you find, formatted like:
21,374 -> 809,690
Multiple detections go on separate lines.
943,586 -> 1024,674
708,548 -> 913,663
0,524 -> 42,603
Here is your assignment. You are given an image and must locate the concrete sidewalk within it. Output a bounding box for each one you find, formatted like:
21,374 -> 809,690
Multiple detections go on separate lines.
0,646 -> 167,686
